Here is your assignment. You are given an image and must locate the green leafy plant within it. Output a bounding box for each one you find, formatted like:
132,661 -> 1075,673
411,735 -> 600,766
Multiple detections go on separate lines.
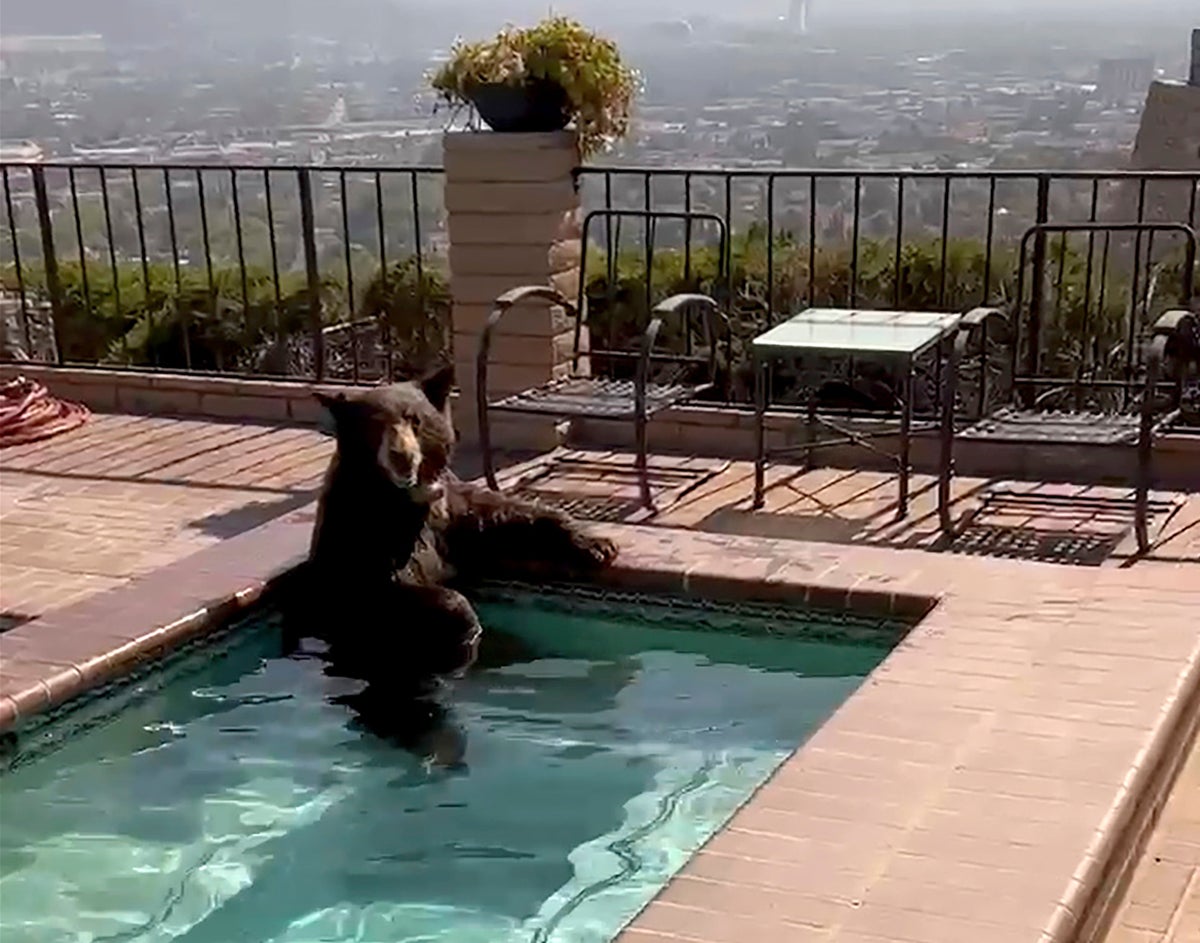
429,16 -> 639,158
1,253 -> 449,377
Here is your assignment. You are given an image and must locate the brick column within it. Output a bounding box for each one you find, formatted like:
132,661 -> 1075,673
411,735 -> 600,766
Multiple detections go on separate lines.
444,131 -> 584,449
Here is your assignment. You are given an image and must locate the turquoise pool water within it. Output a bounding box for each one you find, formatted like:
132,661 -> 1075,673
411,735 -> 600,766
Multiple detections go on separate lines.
0,587 -> 898,943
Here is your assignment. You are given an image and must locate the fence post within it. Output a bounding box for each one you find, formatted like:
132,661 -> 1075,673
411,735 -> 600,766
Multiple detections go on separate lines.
31,165 -> 65,363
1024,174 -> 1051,406
297,169 -> 325,380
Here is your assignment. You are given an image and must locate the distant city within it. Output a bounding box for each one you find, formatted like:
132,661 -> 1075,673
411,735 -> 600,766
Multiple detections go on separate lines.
0,1 -> 1196,172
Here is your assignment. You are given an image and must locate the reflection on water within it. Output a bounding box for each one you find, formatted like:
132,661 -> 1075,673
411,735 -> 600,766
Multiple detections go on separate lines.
0,593 -> 891,943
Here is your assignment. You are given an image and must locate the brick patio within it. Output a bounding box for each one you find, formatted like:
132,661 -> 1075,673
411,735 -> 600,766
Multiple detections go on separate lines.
493,449 -> 1200,570
0,413 -> 331,625
1,410 -> 1199,943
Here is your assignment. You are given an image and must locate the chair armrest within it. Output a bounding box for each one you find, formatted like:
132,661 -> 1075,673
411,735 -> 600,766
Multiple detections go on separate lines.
648,293 -> 730,385
953,306 -> 1010,356
953,307 -> 1012,419
1151,309 -> 1200,365
477,285 -> 579,366
652,292 -> 730,328
957,306 -> 1009,334
493,285 -> 574,311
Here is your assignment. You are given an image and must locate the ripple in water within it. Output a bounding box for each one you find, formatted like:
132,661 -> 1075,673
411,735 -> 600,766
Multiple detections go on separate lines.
0,594 -> 892,943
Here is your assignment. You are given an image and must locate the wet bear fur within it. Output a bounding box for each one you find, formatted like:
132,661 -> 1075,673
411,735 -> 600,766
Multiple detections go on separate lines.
298,365 -> 618,693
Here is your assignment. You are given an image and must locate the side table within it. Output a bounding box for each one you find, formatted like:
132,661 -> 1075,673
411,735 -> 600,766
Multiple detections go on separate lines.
751,308 -> 963,526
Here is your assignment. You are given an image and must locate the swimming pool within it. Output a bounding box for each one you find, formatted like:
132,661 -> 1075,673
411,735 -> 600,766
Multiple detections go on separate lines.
0,586 -> 901,943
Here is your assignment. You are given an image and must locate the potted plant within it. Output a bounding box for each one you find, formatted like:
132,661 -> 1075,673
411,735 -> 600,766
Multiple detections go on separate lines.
429,16 -> 638,158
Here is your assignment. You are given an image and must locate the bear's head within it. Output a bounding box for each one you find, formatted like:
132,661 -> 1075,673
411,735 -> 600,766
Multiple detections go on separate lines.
314,365 -> 456,503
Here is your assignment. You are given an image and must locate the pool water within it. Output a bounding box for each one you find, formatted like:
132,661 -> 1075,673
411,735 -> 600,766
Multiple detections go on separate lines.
0,587 -> 898,943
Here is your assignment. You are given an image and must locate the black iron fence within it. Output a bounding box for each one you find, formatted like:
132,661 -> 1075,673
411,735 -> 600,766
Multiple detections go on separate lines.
578,167 -> 1200,415
1,162 -> 445,381
2,161 -> 1198,414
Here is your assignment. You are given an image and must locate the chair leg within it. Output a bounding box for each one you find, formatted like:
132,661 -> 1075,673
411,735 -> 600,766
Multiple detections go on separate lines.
1134,426 -> 1153,555
1134,336 -> 1165,555
478,396 -> 499,493
1134,494 -> 1149,554
635,408 -> 653,512
753,358 -> 766,509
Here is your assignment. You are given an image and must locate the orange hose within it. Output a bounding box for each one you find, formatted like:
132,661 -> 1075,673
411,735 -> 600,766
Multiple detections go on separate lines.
0,376 -> 90,447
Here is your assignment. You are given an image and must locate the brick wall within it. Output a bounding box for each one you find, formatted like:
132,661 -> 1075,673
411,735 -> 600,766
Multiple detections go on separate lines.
0,364 -> 342,426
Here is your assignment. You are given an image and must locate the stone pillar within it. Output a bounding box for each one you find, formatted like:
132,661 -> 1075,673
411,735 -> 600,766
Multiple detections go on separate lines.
444,131 -> 585,449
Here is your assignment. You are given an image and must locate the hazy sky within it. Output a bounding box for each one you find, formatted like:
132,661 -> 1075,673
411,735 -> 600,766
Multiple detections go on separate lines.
2,0 -> 1194,47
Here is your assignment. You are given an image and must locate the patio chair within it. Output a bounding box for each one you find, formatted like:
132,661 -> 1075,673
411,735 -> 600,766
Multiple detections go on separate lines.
476,209 -> 731,512
940,222 -> 1199,554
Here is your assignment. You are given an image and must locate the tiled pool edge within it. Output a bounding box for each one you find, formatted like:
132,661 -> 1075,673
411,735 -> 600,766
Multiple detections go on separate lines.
581,556 -> 1200,940
1065,638 -> 1200,943
0,508 -> 314,732
588,526 -> 1200,943
0,508 -> 933,735
1,509 -> 1198,943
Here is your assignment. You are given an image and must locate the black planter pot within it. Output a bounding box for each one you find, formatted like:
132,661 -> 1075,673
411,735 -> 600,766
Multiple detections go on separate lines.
468,79 -> 570,133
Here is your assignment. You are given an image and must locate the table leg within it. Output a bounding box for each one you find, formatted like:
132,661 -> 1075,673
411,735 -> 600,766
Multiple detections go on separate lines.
896,357 -> 913,520
938,333 -> 959,537
805,391 -> 818,471
753,355 -> 766,509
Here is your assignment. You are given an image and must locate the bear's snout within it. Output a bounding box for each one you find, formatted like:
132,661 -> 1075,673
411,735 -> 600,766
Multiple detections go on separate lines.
384,421 -> 423,489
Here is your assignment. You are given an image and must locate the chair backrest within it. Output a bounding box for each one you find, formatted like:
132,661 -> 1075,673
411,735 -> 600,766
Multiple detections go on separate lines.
572,208 -> 729,366
1013,221 -> 1198,410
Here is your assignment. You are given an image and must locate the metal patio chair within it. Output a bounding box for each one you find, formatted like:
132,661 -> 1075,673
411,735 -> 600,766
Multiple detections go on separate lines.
940,222 -> 1199,554
476,209 -> 731,512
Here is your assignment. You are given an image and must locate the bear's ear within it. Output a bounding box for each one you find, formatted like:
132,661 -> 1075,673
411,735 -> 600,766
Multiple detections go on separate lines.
420,364 -> 455,412
313,390 -> 351,421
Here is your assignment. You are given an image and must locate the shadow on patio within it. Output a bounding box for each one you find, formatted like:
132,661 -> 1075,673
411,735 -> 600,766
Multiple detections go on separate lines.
494,448 -> 1200,569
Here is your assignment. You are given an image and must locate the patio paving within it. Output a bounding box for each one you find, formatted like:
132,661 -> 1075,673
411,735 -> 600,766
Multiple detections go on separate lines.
3,416 -> 1196,630
1,411 -> 1199,941
494,449 -> 1200,570
0,413 -> 332,625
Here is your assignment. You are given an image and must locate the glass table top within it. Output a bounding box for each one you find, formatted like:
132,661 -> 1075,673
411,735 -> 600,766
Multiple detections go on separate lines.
752,308 -> 962,357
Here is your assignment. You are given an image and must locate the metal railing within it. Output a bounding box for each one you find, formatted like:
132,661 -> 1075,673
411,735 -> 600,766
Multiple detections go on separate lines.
2,160 -> 1198,415
1,162 -> 444,381
579,165 -> 1199,308
578,166 -> 1200,416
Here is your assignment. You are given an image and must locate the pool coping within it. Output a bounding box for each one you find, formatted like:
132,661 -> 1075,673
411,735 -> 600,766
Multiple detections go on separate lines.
0,509 -> 311,730
1,506 -> 1199,943
595,528 -> 1200,943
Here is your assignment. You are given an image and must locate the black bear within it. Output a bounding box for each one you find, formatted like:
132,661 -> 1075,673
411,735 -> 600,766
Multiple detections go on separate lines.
300,365 -> 618,688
